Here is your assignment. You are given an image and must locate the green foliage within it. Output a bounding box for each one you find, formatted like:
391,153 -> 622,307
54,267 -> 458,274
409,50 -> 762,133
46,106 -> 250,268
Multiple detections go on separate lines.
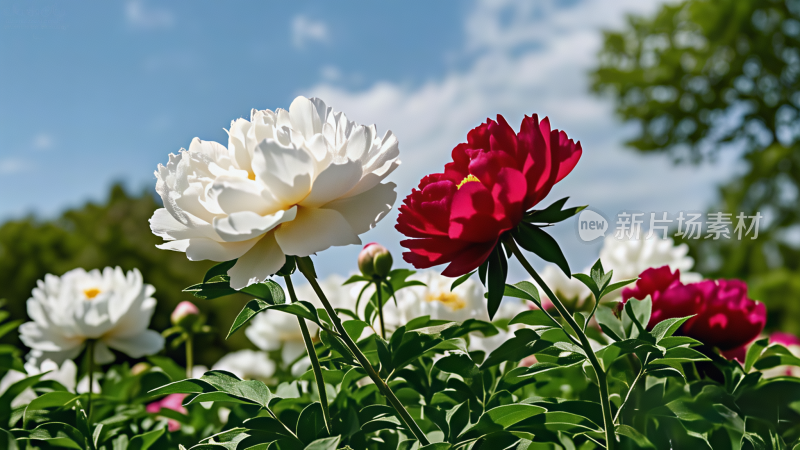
0,184 -> 254,365
591,0 -> 800,333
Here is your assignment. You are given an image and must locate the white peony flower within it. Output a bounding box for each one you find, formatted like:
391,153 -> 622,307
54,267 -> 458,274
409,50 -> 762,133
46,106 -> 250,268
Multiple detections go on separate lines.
245,275 -> 355,365
599,235 -> 700,282
0,358 -> 79,408
150,96 -> 400,289
212,350 -> 275,382
385,271 -> 489,325
19,267 -> 164,369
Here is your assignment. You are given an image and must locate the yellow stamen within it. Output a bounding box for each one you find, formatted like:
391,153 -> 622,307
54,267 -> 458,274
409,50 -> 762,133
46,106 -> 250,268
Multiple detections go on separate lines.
247,171 -> 256,181
456,174 -> 480,189
426,292 -> 467,311
83,288 -> 101,299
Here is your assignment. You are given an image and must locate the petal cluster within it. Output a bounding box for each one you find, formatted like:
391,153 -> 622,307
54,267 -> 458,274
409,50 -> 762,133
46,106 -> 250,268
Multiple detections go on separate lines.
151,96 -> 400,289
19,267 -> 164,368
396,114 -> 581,276
622,266 -> 767,350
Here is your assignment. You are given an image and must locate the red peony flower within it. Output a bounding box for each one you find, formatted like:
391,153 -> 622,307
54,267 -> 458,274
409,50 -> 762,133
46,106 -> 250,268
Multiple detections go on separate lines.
682,279 -> 767,350
622,266 -> 702,328
396,114 -> 581,276
147,393 -> 188,431
622,266 -> 767,351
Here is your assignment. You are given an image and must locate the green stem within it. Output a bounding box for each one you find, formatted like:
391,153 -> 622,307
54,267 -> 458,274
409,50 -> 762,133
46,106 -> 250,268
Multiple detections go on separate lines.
504,237 -> 617,450
284,275 -> 333,435
297,258 -> 430,446
86,340 -> 96,422
185,333 -> 194,379
375,280 -> 386,340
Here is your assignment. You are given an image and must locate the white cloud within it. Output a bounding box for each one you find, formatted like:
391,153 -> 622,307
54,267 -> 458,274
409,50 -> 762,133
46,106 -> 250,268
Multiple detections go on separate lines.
303,0 -> 738,276
33,133 -> 53,151
125,0 -> 174,30
292,15 -> 329,49
0,158 -> 29,174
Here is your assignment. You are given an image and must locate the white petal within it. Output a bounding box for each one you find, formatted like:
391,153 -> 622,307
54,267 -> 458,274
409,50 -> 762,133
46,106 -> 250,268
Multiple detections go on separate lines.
251,139 -> 313,206
299,160 -> 362,208
18,322 -> 84,353
208,176 -> 275,215
104,330 -> 164,358
174,237 -> 260,262
274,207 -> 360,257
228,232 -> 286,289
93,341 -> 116,365
289,96 -> 323,139
228,118 -> 253,171
344,125 -> 371,162
324,182 -> 397,235
149,208 -> 198,241
213,207 -> 297,242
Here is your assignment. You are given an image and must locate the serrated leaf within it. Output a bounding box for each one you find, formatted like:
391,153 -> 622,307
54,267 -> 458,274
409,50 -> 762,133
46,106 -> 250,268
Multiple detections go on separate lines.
512,223 -> 570,277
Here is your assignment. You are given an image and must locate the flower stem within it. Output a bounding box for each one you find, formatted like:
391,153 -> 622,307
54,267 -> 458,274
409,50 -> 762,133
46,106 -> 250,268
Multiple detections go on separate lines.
86,339 -> 96,422
504,237 -> 617,450
375,280 -> 386,340
185,333 -> 194,379
284,275 -> 333,436
296,258 -> 430,446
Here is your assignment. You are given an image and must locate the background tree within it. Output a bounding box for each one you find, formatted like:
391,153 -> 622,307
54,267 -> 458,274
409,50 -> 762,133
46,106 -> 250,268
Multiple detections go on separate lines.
0,184 -> 253,366
591,0 -> 800,333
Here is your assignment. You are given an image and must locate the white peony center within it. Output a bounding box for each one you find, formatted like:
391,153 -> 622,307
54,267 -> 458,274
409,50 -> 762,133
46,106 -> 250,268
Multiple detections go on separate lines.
83,288 -> 101,300
427,292 -> 466,311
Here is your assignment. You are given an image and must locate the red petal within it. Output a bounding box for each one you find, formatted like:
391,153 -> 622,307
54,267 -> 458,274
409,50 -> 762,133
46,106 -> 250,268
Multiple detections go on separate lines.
441,240 -> 497,277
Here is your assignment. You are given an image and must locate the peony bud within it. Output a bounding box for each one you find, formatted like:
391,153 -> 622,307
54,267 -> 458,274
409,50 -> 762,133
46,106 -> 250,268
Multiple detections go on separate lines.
171,301 -> 200,329
358,243 -> 393,278
131,362 -> 152,376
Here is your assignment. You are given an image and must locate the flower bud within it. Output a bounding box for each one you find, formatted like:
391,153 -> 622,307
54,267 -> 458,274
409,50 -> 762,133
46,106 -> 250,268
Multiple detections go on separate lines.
171,301 -> 200,329
131,362 -> 151,376
358,243 -> 393,278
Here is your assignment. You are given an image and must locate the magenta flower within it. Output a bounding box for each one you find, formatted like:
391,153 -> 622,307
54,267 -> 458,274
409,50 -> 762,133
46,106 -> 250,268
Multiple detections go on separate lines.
146,393 -> 188,431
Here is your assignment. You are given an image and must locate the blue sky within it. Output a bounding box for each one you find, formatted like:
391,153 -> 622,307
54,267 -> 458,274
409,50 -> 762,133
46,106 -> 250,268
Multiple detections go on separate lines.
0,0 -> 740,278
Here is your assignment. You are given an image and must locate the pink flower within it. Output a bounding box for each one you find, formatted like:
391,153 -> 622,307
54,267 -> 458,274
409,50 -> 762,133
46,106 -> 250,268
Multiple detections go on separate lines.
171,301 -> 200,328
396,114 -> 581,277
147,393 -> 188,432
622,266 -> 766,351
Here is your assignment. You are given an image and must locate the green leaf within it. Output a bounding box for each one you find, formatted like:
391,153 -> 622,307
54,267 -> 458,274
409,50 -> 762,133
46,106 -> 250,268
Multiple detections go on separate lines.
434,352 -> 478,378
458,404 -> 546,441
744,337 -> 770,372
304,436 -> 340,450
128,428 -> 165,450
650,315 -> 694,343
753,344 -> 800,371
478,259 -> 489,286
523,197 -> 587,224
296,403 -> 327,444
450,271 -> 476,292
480,329 -> 549,369
594,306 -> 625,342
622,297 -> 652,339
201,371 -> 274,407
185,278 -> 286,302
148,355 -> 187,381
24,391 -> 80,425
616,424 -> 655,449
343,274 -> 370,285
602,278 -> 638,298
572,273 -> 600,300
486,246 -> 508,320
229,300 -> 320,339
508,310 -> 558,328
148,378 -> 216,397
20,422 -> 86,449
512,223 -> 570,277
183,280 -> 238,300
420,444 -> 452,450
501,281 -> 541,306
203,260 -> 238,283
647,347 -> 710,367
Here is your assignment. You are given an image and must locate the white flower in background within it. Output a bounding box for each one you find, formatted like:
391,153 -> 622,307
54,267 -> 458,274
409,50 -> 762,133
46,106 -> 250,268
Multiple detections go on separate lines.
19,267 -> 164,368
0,358 -> 79,408
599,235 -> 700,283
150,96 -> 401,289
535,265 -> 591,308
386,271 -> 489,325
213,350 -> 275,382
246,275 -> 354,365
